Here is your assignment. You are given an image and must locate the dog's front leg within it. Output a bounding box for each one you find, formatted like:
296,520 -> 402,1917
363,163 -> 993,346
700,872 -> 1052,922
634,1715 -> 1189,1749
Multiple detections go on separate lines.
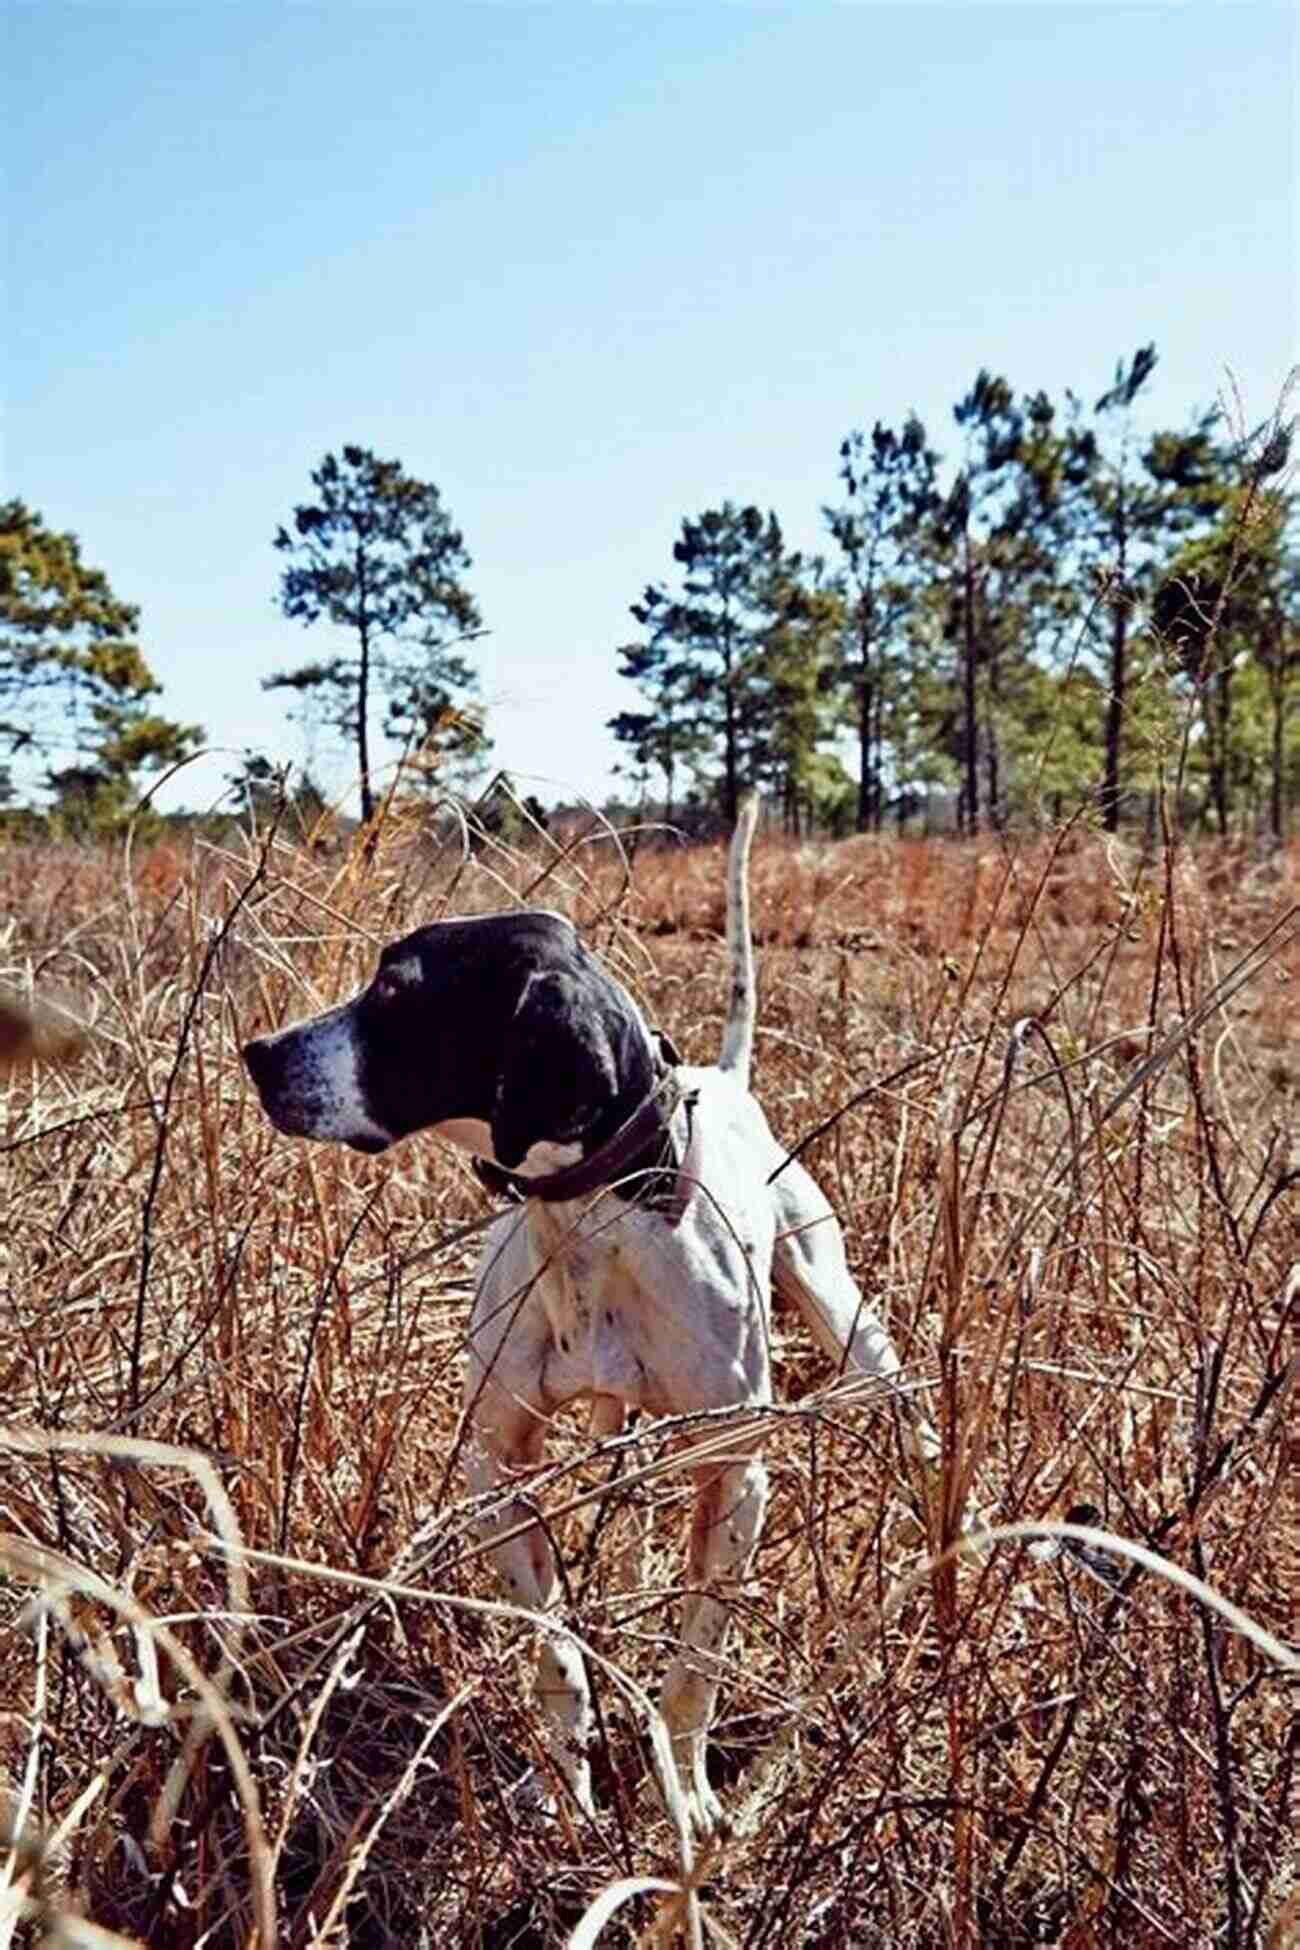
464,1403 -> 596,1819
465,1223 -> 600,1817
660,1450 -> 768,1834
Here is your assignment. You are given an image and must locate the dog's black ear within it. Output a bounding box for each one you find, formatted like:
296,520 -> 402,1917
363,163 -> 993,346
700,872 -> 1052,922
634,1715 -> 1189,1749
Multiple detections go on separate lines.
490,970 -> 618,1171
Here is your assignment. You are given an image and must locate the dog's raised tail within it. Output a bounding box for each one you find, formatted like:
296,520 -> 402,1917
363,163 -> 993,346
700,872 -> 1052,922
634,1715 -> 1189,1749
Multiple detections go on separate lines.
718,792 -> 759,1083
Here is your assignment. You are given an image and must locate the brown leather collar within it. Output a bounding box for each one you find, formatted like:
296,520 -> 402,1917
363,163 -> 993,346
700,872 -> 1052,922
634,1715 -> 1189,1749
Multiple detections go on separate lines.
473,1068 -> 693,1224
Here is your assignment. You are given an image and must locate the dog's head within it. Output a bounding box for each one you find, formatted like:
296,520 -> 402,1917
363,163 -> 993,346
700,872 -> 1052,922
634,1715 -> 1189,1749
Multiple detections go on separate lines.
242,910 -> 657,1172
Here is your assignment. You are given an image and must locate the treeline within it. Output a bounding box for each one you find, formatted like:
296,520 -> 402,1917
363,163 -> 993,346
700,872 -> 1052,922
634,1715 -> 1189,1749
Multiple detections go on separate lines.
2,349 -> 1297,843
613,350 -> 1299,838
0,446 -> 486,836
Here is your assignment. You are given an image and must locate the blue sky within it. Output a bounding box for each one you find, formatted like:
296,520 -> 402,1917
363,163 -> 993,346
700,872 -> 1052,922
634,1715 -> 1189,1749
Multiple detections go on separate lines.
5,1 -> 1296,813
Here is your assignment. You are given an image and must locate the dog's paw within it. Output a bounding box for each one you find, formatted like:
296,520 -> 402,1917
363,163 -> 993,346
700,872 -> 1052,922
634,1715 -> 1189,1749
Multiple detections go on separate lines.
687,1778 -> 727,1838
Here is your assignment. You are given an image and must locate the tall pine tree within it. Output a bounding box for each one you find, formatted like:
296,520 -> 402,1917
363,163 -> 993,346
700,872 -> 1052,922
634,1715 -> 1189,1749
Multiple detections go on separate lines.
1064,348 -> 1224,827
268,447 -> 484,822
0,500 -> 201,826
825,415 -> 939,830
612,503 -> 791,823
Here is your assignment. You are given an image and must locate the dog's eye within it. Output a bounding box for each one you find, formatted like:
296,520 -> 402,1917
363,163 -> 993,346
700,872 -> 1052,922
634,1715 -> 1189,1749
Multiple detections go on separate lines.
372,969 -> 403,1004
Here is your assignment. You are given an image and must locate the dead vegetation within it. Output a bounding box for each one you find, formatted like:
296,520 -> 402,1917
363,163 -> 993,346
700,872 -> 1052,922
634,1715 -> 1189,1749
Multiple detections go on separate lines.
1,799 -> 1298,1948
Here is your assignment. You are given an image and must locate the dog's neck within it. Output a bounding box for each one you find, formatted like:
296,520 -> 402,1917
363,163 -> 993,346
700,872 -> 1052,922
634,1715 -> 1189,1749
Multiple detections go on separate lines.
430,1117 -> 579,1177
573,1024 -> 663,1151
438,1000 -> 665,1181
460,1006 -> 688,1214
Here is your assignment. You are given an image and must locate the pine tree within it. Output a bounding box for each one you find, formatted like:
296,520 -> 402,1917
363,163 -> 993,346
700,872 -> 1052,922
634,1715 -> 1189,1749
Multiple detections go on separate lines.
1064,349 -> 1225,827
930,374 -> 1067,831
268,447 -> 484,823
745,563 -> 846,832
825,416 -> 939,830
612,503 -> 791,824
1153,429 -> 1293,835
0,500 -> 201,826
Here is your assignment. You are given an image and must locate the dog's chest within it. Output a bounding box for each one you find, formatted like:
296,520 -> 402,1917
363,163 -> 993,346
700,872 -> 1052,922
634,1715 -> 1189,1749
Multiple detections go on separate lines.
532,1218 -> 656,1410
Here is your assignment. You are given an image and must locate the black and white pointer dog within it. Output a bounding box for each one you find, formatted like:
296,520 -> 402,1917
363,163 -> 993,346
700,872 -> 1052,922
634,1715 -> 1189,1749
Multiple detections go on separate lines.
243,798 -> 938,1833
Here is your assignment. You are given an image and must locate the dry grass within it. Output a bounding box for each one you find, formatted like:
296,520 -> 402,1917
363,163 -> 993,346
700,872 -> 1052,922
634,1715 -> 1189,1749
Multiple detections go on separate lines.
1,801 -> 1297,1948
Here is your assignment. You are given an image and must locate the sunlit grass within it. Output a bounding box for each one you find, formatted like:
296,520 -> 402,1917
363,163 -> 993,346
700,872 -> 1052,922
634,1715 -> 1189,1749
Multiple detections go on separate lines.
2,804 -> 1297,1946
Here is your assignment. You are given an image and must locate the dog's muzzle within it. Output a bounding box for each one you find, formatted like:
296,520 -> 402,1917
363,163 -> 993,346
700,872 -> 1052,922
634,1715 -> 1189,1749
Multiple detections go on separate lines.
242,1017 -> 393,1153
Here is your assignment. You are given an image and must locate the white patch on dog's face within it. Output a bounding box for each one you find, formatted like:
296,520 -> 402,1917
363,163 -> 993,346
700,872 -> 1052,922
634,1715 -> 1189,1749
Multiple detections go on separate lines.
307,1018 -> 393,1146
253,1010 -> 394,1150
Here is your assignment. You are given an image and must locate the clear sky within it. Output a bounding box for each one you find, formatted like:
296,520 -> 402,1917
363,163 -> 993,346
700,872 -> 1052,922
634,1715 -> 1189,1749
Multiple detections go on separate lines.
5,1 -> 1296,814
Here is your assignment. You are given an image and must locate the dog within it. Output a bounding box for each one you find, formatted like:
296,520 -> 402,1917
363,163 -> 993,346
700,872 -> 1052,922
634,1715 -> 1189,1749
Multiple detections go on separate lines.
243,798 -> 938,1833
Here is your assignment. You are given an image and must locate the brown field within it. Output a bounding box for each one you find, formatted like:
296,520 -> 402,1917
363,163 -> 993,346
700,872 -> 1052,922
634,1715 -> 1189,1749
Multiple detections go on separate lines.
2,808 -> 1297,1949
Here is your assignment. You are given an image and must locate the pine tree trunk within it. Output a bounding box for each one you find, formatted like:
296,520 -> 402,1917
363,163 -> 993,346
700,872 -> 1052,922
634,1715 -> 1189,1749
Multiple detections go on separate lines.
1209,667 -> 1232,836
961,532 -> 980,835
857,650 -> 873,834
1102,614 -> 1127,833
872,684 -> 886,831
721,611 -> 738,825
1270,669 -> 1284,843
1102,496 -> 1130,833
356,547 -> 374,825
985,644 -> 1001,829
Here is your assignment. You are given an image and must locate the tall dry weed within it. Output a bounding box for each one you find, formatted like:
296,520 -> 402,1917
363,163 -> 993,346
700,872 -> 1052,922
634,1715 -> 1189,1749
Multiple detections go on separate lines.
1,799 -> 1297,1947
